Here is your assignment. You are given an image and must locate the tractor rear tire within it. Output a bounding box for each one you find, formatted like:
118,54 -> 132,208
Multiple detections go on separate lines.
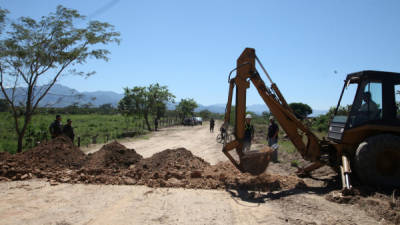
354,134 -> 400,188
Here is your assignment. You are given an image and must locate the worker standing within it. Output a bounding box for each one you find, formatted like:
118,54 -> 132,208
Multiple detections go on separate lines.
268,116 -> 279,162
154,118 -> 159,131
49,115 -> 63,139
63,119 -> 75,143
209,118 -> 215,132
243,114 -> 254,152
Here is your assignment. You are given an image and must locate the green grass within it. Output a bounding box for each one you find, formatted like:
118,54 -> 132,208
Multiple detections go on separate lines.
290,160 -> 300,167
278,130 -> 326,154
254,120 -> 326,156
136,134 -> 150,140
279,138 -> 297,154
0,112 -> 176,153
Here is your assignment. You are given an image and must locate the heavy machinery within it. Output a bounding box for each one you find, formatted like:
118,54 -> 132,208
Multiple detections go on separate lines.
221,48 -> 400,189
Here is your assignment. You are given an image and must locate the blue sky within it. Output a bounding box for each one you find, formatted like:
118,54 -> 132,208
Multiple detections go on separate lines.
2,0 -> 400,110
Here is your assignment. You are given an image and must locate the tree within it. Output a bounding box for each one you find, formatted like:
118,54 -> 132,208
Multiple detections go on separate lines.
0,10 -> 9,113
289,102 -> 313,119
0,6 -> 120,152
0,98 -> 9,112
176,98 -> 198,121
198,109 -> 211,120
262,111 -> 270,121
312,105 -> 351,132
98,103 -> 116,114
0,9 -> 7,34
118,83 -> 175,131
148,83 -> 175,120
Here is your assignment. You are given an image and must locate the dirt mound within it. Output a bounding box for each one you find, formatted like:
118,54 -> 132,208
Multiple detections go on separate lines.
85,141 -> 142,169
0,151 -> 11,161
125,149 -> 304,190
134,148 -> 209,170
202,162 -> 306,191
0,142 -> 305,192
22,136 -> 85,168
126,148 -> 211,187
0,136 -> 85,181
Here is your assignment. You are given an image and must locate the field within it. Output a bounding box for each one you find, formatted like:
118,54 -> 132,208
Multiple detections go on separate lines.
0,112 -> 178,153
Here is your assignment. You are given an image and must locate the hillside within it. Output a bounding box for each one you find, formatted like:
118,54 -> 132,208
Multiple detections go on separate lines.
0,84 -> 124,108
0,84 -> 327,115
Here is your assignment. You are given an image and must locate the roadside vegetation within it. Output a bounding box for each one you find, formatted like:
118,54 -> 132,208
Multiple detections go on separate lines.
0,111 -> 169,153
251,103 -> 336,165
0,5 -> 120,152
0,81 -> 338,156
0,97 -> 223,153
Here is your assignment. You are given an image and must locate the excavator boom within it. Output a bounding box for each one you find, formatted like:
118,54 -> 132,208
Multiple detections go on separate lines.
222,48 -> 322,174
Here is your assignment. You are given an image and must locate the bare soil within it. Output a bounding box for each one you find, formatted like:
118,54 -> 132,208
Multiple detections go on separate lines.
85,141 -> 142,169
0,122 -> 399,225
0,138 -> 303,191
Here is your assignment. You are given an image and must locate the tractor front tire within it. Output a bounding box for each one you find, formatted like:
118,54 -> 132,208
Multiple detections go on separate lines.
355,134 -> 400,188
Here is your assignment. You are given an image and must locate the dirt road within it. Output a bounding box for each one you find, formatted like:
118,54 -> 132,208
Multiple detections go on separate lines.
85,121 -> 227,164
0,122 -> 390,225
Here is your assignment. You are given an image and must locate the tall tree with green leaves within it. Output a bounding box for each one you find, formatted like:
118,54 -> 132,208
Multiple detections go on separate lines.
198,109 -> 211,120
289,102 -> 313,119
118,83 -> 175,131
176,98 -> 198,121
148,83 -> 175,120
0,6 -> 120,152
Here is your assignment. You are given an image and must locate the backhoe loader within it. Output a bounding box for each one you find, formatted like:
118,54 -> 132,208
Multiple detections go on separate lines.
221,48 -> 400,189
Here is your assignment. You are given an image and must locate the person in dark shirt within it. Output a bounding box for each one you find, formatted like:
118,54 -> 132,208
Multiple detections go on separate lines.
267,116 -> 279,162
243,114 -> 254,152
355,91 -> 380,125
209,118 -> 215,132
49,115 -> 62,139
63,119 -> 75,143
154,118 -> 159,131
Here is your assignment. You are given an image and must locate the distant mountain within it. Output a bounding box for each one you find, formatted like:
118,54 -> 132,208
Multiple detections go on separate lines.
246,104 -> 269,115
0,84 -> 124,107
196,104 -> 226,113
195,104 -> 268,115
80,90 -> 124,107
195,104 -> 328,117
310,109 -> 329,117
0,84 -> 329,116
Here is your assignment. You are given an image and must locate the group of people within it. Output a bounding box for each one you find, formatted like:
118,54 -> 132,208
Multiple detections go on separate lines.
49,115 -> 75,142
243,114 -> 279,162
209,114 -> 280,162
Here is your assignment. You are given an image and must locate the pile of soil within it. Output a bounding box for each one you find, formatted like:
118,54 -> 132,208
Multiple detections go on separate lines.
126,148 -> 212,188
18,136 -> 84,169
204,162 -> 305,191
125,149 -> 304,191
0,136 -> 85,181
2,137 -> 398,224
85,141 -> 142,169
0,141 -> 305,191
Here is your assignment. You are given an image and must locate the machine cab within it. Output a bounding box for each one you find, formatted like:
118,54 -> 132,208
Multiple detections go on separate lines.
328,70 -> 400,142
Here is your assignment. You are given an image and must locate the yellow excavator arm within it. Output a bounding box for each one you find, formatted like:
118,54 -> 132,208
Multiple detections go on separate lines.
222,48 -> 323,174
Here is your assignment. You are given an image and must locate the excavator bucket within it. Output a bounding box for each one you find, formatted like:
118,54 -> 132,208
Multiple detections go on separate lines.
239,146 -> 272,175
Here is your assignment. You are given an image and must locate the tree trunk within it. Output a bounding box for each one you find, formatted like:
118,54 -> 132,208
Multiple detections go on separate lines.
16,113 -> 31,153
144,114 -> 152,131
17,133 -> 24,153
